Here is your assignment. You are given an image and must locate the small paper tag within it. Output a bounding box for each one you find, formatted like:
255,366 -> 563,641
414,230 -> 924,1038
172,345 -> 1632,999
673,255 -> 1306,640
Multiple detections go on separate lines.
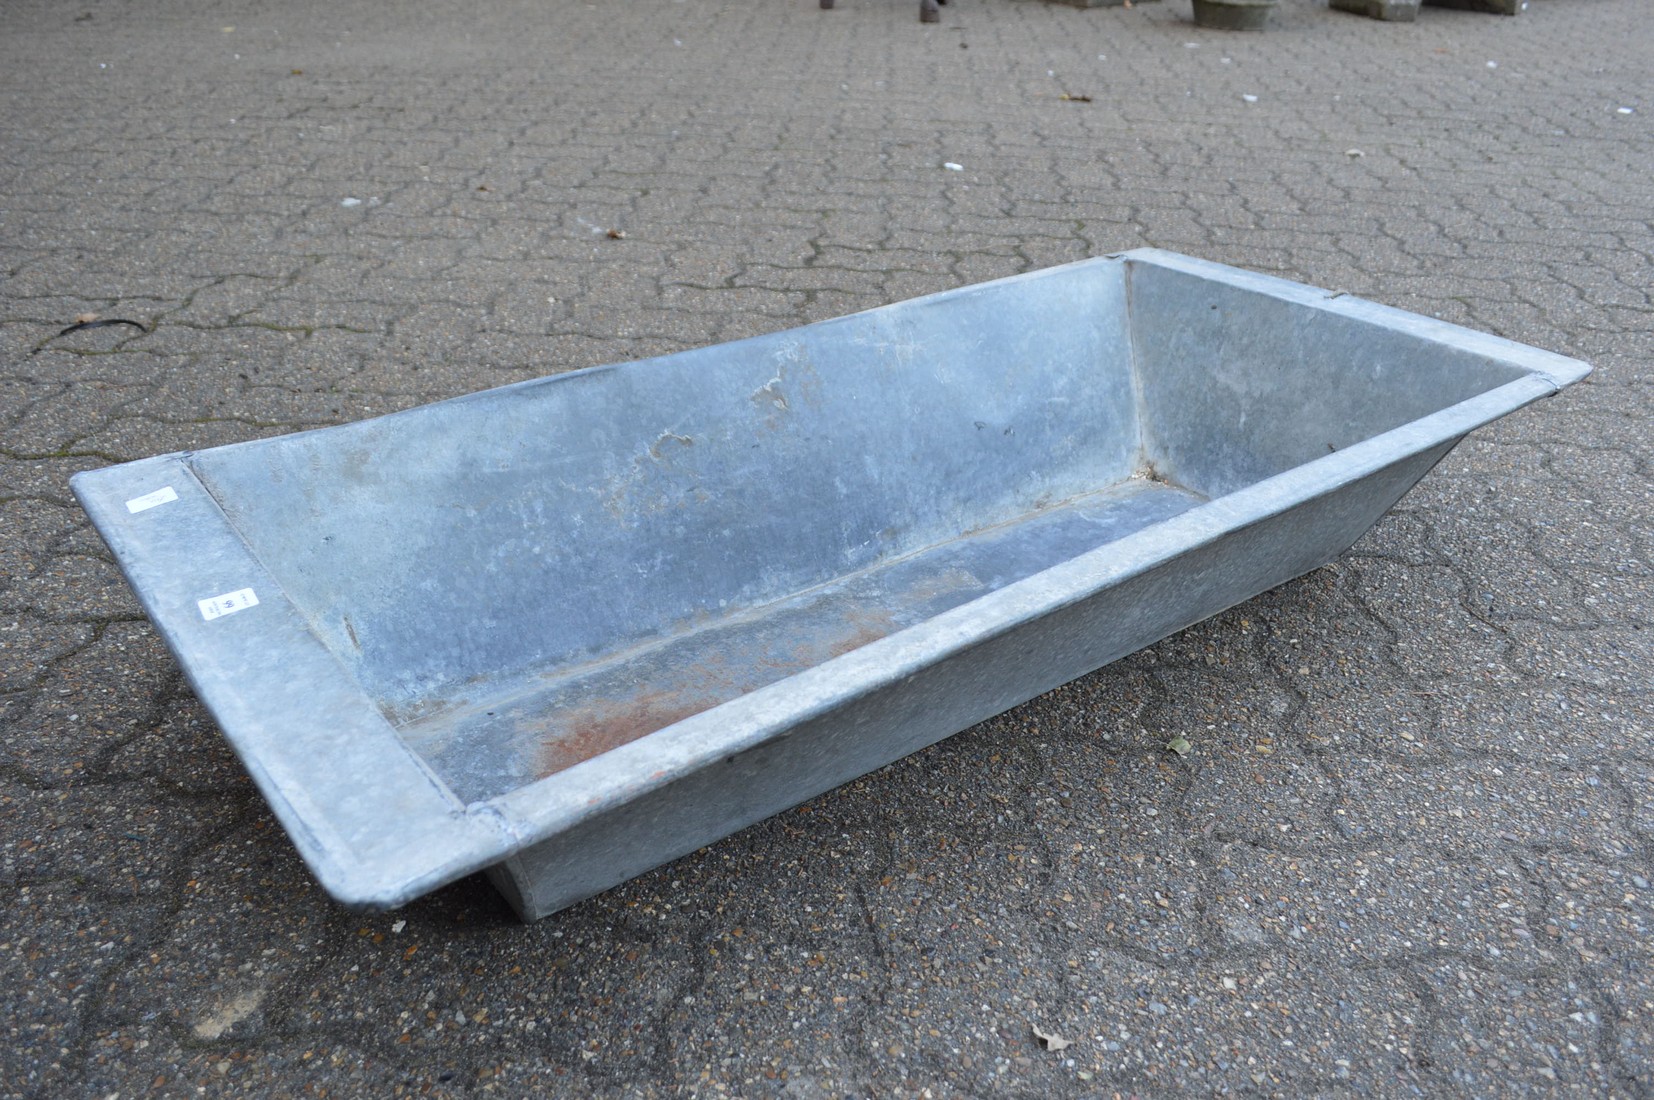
126,486 -> 179,513
198,588 -> 259,621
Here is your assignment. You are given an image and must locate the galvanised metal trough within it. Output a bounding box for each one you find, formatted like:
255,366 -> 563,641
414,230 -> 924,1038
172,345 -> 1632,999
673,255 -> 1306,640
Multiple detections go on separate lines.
72,250 -> 1589,920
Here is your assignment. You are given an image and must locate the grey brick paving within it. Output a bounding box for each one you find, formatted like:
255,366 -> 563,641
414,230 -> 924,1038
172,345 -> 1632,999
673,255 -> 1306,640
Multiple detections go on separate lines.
2,0 -> 1651,1095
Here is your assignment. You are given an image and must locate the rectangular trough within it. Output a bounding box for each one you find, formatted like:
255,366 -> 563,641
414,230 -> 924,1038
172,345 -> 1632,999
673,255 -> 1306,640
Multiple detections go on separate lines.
71,250 -> 1589,920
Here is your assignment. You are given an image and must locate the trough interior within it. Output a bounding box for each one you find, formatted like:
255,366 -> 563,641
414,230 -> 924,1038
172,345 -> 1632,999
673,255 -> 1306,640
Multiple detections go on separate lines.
188,257 -> 1528,804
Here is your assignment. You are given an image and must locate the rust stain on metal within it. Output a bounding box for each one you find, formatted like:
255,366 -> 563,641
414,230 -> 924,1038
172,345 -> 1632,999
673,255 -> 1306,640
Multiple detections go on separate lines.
825,605 -> 898,658
532,606 -> 906,781
825,624 -> 886,658
782,606 -> 898,666
535,688 -> 718,779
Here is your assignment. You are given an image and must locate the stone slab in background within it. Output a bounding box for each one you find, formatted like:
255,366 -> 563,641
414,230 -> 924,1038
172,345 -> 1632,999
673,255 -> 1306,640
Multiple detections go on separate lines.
1427,0 -> 1525,13
1331,0 -> 1422,21
1335,0 -> 1523,17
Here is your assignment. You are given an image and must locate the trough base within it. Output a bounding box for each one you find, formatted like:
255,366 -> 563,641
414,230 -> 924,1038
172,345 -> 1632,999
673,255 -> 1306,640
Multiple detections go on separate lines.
482,440 -> 1460,920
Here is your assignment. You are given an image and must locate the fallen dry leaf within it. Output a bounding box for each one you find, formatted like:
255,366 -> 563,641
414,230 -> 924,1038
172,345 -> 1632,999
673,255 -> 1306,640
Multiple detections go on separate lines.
1032,1023 -> 1072,1052
193,989 -> 264,1040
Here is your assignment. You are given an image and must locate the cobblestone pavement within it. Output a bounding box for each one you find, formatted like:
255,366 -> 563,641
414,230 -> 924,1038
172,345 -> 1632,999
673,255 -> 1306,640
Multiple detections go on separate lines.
3,0 -> 1651,1095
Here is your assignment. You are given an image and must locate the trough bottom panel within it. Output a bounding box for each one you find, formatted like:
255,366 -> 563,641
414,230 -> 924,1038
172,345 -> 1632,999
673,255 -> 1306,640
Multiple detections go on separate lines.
487,441 -> 1456,920
401,479 -> 1204,802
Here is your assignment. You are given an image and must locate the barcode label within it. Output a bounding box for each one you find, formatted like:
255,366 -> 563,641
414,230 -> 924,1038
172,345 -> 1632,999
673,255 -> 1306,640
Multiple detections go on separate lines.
126,486 -> 179,513
198,588 -> 259,621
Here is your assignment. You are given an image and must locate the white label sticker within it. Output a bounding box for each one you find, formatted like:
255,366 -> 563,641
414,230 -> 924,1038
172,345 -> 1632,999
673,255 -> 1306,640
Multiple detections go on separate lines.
198,588 -> 259,621
126,486 -> 179,513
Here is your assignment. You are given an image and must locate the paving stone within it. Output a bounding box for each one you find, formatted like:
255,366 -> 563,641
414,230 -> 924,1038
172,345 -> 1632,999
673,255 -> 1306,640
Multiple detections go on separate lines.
1,0 -> 1649,1094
